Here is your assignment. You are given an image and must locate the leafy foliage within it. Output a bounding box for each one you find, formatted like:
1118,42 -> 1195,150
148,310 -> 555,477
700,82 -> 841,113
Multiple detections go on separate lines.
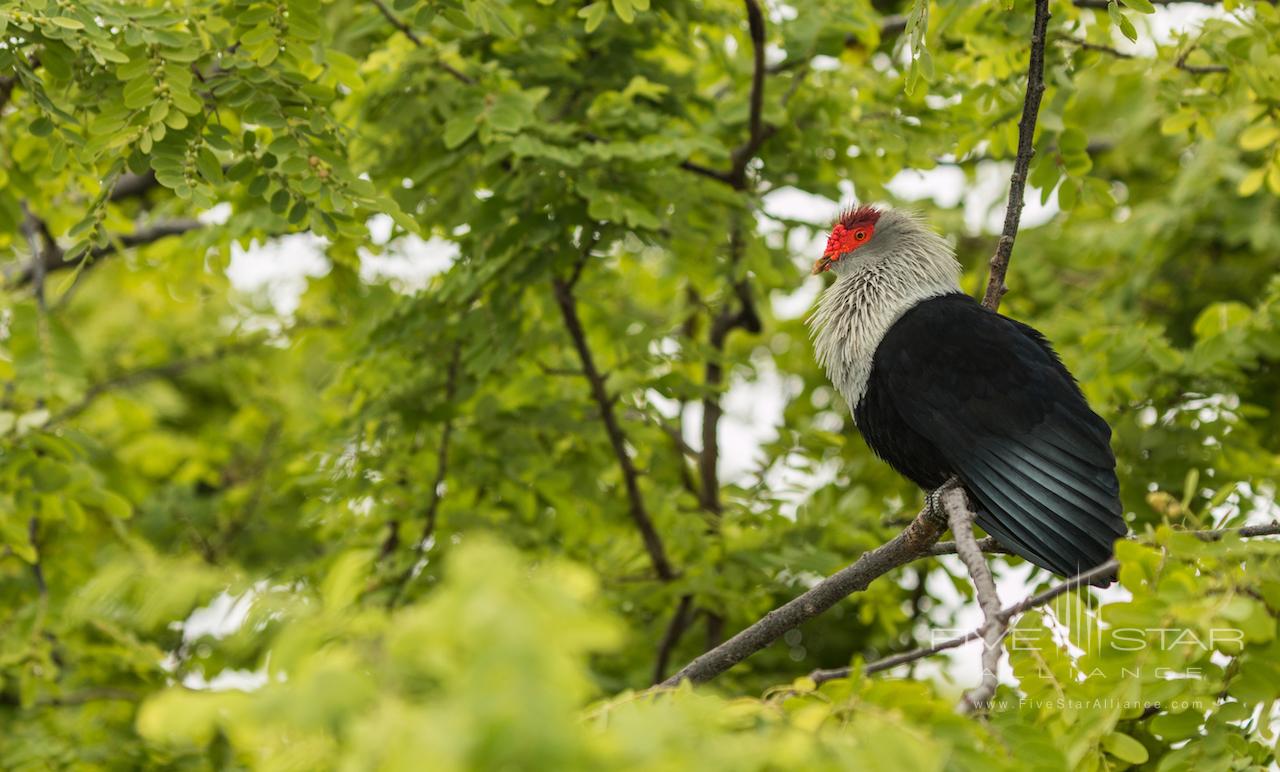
2,0 -> 1280,769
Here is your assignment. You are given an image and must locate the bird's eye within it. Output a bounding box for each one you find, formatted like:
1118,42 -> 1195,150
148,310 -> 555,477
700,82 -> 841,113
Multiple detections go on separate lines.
855,230 -> 867,241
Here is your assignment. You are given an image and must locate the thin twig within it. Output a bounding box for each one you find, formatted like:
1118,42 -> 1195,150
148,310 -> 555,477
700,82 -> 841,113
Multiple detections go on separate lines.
51,339 -> 265,424
659,505 -> 947,686
667,501 -> 1279,691
943,487 -> 1004,712
810,558 -> 1121,686
726,0 -> 773,189
1174,47 -> 1228,75
652,594 -> 696,684
28,517 -> 47,595
566,227 -> 602,291
214,421 -> 284,559
109,171 -> 161,201
699,224 -> 762,518
808,523 -> 1280,686
369,0 -> 475,85
981,0 -> 1050,312
387,343 -> 464,608
19,204 -> 50,310
929,536 -> 1008,555
680,0 -> 777,190
1071,0 -> 1223,7
10,219 -> 202,287
0,53 -> 39,112
552,276 -> 677,582
1058,36 -> 1227,74
1057,36 -> 1133,59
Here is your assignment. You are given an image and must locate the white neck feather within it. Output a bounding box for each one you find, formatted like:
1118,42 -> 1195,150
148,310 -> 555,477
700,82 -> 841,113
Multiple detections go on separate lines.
807,211 -> 960,409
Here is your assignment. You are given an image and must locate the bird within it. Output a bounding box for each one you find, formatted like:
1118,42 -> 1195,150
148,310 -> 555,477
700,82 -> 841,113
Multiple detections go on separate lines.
807,204 -> 1127,579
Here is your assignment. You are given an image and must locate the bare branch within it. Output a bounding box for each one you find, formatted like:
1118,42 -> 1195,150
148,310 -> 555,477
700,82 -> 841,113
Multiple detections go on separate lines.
370,0 -> 475,85
678,160 -> 735,186
19,204 -> 51,309
942,487 -> 1005,712
726,0 -> 775,189
810,559 -> 1119,686
0,54 -> 39,112
9,219 -> 202,287
981,0 -> 1050,312
659,505 -> 947,687
387,343 -> 464,608
0,73 -> 17,112
1175,47 -> 1229,75
566,226 -> 602,291
1058,36 -> 1227,74
552,276 -> 678,582
700,225 -> 762,518
51,338 -> 267,423
653,594 -> 696,684
1071,0 -> 1226,7
929,536 -> 1008,555
679,0 -> 777,190
109,170 -> 161,202
810,523 -> 1280,687
1057,36 -> 1133,59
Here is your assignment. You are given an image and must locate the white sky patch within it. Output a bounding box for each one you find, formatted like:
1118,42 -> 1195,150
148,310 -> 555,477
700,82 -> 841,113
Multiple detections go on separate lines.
227,233 -> 330,315
174,587 -> 270,692
359,214 -> 460,290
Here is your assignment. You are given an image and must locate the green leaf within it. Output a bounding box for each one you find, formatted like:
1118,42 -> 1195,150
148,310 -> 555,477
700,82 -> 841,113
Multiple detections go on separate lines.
1119,0 -> 1155,13
1239,123 -> 1280,151
612,0 -> 635,24
270,189 -> 291,213
1108,2 -> 1138,42
1238,167 -> 1266,196
579,1 -> 607,32
1102,732 -> 1149,764
1160,110 -> 1196,136
444,113 -> 479,149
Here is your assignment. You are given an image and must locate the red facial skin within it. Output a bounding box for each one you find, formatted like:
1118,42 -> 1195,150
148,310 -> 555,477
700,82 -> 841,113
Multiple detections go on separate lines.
813,205 -> 881,274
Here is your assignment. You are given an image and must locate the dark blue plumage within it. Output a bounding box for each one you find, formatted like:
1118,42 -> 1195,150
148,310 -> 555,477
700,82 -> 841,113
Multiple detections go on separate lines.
854,293 -> 1126,579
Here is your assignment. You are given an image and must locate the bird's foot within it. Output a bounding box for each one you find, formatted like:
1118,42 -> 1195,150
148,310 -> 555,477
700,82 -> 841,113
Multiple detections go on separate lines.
925,477 -> 962,527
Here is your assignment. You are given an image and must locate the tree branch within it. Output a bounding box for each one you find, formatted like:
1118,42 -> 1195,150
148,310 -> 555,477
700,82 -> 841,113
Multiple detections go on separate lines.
108,170 -> 161,202
727,0 -> 774,189
1071,0 -> 1227,7
51,338 -> 268,424
659,504 -> 947,686
0,54 -> 39,113
1175,47 -> 1228,75
699,225 -> 762,518
652,594 -> 696,684
552,276 -> 677,582
387,343 -> 464,608
929,536 -> 1008,555
369,0 -> 475,85
809,522 -> 1280,687
1057,36 -> 1133,59
1058,36 -> 1228,74
942,486 -> 1005,712
9,219 -> 202,287
981,0 -> 1050,312
680,0 -> 777,191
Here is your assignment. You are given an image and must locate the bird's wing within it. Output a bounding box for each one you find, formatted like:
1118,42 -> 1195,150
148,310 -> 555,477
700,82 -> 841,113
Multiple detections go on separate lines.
875,294 -> 1126,577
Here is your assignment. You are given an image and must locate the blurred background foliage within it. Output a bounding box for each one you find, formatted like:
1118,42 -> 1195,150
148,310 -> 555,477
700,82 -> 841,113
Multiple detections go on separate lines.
2,0 -> 1280,768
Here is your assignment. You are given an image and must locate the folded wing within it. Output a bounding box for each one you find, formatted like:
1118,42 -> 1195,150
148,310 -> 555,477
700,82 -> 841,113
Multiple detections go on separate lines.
876,295 -> 1126,577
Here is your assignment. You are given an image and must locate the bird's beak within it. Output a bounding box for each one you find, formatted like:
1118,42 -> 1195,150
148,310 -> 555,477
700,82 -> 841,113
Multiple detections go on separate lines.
812,255 -> 834,275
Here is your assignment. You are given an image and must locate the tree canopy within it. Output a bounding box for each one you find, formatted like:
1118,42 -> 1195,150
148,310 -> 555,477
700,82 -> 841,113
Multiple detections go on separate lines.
3,0 -> 1280,768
